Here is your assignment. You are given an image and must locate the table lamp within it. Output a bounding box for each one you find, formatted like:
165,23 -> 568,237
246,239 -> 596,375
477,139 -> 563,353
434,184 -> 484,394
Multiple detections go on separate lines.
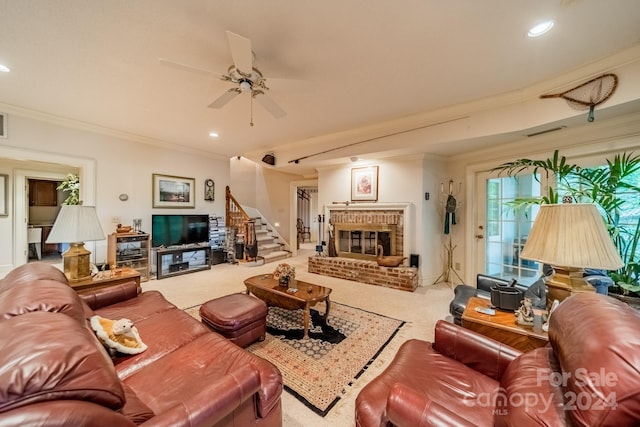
46,205 -> 105,282
520,203 -> 623,304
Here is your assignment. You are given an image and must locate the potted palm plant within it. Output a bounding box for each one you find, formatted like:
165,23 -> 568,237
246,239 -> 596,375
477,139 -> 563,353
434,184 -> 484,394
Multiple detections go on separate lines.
492,150 -> 640,302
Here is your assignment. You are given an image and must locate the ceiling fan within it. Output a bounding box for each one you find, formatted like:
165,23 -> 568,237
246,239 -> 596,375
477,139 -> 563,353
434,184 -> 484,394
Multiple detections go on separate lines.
159,31 -> 286,125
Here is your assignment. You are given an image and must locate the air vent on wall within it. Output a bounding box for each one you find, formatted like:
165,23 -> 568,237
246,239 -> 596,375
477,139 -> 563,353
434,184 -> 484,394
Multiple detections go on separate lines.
527,125 -> 566,138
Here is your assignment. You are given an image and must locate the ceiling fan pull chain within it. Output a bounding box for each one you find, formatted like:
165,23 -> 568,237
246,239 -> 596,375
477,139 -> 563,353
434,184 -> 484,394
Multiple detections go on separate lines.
250,93 -> 254,127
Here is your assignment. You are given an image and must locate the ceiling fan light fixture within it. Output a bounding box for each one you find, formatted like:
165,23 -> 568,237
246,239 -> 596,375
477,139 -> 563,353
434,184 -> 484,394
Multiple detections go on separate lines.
528,20 -> 555,38
169,31 -> 286,122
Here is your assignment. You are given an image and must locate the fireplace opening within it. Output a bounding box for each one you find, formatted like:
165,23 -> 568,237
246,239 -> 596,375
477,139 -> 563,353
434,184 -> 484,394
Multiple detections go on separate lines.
334,223 -> 396,261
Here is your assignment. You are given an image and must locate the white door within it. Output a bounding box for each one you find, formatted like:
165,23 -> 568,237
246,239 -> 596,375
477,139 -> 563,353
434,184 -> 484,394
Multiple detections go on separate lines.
475,170 -> 544,284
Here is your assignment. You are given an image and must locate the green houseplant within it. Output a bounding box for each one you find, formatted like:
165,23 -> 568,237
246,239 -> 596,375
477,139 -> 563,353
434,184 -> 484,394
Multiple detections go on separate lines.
492,150 -> 640,297
57,173 -> 80,205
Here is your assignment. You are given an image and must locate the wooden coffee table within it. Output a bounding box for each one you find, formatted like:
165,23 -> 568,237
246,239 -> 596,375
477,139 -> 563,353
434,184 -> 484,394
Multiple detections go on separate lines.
244,274 -> 332,339
461,296 -> 548,352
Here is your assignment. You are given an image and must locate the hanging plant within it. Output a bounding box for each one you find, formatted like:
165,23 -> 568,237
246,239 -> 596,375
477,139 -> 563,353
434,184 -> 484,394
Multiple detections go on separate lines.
57,173 -> 80,205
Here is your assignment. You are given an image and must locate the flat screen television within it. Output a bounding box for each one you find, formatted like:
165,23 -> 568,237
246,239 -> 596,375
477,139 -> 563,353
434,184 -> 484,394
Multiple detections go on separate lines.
152,214 -> 209,247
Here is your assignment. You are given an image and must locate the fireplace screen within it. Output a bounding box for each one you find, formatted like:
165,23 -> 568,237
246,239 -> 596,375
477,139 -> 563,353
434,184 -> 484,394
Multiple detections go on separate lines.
335,223 -> 396,261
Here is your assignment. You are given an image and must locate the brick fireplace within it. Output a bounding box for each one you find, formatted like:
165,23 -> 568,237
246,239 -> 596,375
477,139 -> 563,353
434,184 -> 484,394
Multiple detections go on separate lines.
327,203 -> 409,259
334,223 -> 397,261
308,203 -> 417,291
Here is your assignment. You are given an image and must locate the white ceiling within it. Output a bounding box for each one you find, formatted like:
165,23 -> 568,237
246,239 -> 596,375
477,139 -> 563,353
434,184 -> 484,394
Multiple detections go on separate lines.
1,0 -> 640,175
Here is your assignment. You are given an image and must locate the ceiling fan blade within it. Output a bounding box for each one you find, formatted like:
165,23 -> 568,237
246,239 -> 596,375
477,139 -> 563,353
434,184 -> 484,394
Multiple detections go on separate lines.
208,88 -> 241,108
226,31 -> 253,75
254,93 -> 287,118
158,58 -> 224,78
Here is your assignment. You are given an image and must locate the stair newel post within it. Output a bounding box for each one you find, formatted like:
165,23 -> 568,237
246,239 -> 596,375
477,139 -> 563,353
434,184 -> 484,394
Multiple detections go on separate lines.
225,186 -> 231,228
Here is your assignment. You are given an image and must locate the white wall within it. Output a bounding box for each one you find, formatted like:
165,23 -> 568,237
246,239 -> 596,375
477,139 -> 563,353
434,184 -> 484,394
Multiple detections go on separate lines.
422,156 -> 455,285
0,114 -> 230,275
229,156 -> 257,203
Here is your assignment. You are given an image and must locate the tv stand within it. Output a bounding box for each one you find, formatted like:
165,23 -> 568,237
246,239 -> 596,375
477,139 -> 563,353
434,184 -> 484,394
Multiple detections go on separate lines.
155,244 -> 211,280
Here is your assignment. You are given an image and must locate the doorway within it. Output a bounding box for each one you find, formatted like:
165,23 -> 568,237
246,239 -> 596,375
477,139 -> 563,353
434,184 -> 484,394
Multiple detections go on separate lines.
26,177 -> 66,264
474,170 -> 544,284
290,179 -> 318,256
0,145 -> 96,276
297,186 -> 317,243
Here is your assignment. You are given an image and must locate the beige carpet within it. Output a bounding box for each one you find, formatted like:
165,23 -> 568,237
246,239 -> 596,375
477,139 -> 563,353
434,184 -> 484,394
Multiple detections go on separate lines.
143,244 -> 454,427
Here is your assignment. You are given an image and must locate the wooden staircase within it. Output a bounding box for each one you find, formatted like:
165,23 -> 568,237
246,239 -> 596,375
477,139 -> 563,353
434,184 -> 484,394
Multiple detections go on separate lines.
226,186 -> 290,265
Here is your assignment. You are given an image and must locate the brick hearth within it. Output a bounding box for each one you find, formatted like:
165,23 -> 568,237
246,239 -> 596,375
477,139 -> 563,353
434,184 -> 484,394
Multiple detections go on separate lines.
308,256 -> 418,292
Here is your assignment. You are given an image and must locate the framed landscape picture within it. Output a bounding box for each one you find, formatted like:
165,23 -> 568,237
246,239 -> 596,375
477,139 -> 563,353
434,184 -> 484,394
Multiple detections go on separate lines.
351,166 -> 378,201
152,174 -> 195,208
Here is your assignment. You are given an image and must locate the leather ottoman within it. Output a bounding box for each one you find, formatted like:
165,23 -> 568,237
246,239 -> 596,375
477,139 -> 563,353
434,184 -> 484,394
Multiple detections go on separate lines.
199,293 -> 268,348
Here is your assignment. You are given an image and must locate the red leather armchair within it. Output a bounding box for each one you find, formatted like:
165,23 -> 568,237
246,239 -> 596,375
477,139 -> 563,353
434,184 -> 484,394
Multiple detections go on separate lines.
356,321 -> 521,426
356,292 -> 640,426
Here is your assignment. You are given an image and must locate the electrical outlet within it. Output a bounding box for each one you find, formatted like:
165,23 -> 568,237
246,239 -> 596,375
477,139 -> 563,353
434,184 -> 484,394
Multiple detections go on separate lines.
111,216 -> 122,224
455,262 -> 461,270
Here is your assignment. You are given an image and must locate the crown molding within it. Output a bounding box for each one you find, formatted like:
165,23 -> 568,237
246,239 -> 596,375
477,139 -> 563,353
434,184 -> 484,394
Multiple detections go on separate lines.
0,102 -> 230,162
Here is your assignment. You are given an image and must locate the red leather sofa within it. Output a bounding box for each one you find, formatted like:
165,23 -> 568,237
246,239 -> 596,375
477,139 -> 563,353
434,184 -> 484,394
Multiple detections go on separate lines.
356,292 -> 640,426
0,263 -> 283,426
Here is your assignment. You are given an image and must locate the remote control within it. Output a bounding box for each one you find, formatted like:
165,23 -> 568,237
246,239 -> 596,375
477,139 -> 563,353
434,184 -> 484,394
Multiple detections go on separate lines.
475,307 -> 496,316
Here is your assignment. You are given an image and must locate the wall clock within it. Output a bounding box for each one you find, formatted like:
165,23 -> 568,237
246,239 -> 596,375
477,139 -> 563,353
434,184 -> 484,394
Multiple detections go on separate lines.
204,179 -> 215,201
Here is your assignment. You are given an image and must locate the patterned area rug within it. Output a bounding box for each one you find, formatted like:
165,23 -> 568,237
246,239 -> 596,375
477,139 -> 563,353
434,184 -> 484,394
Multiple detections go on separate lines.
184,302 -> 404,416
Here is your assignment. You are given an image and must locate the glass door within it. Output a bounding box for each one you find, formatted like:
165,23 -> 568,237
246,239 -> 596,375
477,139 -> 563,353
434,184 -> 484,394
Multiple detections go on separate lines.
476,171 -> 543,284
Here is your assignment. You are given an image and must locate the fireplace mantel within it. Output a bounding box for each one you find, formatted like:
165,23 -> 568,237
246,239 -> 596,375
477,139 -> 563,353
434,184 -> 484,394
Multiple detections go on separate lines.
326,202 -> 411,211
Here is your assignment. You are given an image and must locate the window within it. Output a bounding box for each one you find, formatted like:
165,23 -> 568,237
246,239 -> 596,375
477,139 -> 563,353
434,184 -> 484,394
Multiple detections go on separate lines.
568,162 -> 640,271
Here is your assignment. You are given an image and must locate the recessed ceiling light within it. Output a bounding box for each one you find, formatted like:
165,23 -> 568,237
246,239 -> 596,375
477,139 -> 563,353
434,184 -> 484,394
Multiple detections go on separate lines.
0,64 -> 10,73
528,20 -> 555,38
208,131 -> 219,138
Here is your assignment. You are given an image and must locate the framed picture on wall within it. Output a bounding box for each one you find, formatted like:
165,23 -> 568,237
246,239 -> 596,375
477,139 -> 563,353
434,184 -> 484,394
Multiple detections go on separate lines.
351,166 -> 378,201
152,174 -> 195,208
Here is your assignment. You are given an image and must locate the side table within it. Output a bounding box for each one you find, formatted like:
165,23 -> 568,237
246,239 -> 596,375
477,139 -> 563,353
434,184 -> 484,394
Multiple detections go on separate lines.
70,267 -> 141,294
461,296 -> 548,352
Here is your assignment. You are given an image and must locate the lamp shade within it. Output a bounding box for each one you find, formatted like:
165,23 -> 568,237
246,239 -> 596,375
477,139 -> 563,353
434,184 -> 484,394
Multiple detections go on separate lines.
520,203 -> 623,270
46,205 -> 105,243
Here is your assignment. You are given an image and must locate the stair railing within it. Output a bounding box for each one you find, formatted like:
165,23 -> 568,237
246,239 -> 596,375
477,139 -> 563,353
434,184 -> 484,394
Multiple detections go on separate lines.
226,186 -> 261,262
225,185 -> 250,230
